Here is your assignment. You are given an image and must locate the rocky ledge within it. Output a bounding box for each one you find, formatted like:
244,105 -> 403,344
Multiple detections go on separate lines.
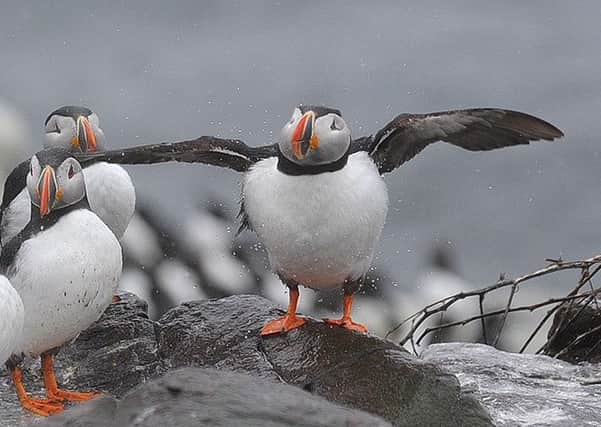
1,293 -> 491,427
4,293 -> 601,426
422,343 -> 601,426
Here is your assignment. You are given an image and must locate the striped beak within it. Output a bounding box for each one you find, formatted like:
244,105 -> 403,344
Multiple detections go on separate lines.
37,166 -> 62,217
71,116 -> 97,152
291,111 -> 319,159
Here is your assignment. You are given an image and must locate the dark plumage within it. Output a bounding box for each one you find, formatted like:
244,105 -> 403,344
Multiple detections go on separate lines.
75,107 -> 563,175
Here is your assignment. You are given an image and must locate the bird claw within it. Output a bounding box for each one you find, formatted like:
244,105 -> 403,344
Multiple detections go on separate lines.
47,389 -> 101,402
260,314 -> 307,336
323,317 -> 368,333
21,397 -> 64,416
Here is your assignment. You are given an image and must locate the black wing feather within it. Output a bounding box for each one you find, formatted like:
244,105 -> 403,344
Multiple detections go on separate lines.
0,159 -> 30,242
354,108 -> 564,174
77,136 -> 277,172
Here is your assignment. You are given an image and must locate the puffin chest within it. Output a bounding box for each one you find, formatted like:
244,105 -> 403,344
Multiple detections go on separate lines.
242,152 -> 388,286
9,209 -> 122,356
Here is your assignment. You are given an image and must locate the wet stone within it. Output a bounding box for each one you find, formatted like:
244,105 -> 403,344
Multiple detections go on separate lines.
545,300 -> 601,363
2,294 -> 492,427
422,342 -> 601,426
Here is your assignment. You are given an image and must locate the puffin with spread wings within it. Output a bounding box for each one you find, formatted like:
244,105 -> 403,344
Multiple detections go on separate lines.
79,105 -> 563,335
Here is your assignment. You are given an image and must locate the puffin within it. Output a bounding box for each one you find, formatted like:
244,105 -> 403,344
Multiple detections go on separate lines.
0,275 -> 24,365
0,105 -> 135,247
78,105 -> 564,335
1,148 -> 122,416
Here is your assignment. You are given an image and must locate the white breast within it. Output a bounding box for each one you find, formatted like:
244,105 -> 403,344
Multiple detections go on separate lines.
0,275 -> 24,364
84,162 -> 136,239
8,209 -> 122,357
242,152 -> 388,289
0,162 -> 135,247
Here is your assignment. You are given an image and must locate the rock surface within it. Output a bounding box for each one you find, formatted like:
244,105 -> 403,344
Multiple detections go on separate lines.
545,300 -> 601,363
422,342 -> 601,426
0,293 -> 492,426
33,368 -> 391,427
157,296 -> 492,427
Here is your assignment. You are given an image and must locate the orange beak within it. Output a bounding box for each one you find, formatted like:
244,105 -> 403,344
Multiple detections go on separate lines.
291,111 -> 319,159
71,116 -> 97,152
38,166 -> 58,217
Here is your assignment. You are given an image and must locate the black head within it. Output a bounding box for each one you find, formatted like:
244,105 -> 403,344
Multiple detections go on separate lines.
27,148 -> 86,217
44,106 -> 93,126
278,105 -> 350,166
44,105 -> 105,153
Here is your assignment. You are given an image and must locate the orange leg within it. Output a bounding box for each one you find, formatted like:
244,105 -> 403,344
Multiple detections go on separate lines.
323,293 -> 368,332
10,367 -> 64,416
260,287 -> 308,335
42,354 -> 100,401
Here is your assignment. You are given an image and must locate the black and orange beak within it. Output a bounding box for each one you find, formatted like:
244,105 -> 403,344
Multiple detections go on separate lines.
36,166 -> 62,217
291,111 -> 319,159
71,116 -> 97,152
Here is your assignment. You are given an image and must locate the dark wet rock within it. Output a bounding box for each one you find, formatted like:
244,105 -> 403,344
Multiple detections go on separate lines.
35,368 -> 391,427
0,292 -> 163,426
30,395 -> 118,427
422,342 -> 601,426
157,295 -> 493,427
3,293 -> 492,427
544,300 -> 601,363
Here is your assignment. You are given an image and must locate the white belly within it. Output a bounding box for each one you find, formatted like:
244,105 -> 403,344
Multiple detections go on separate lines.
1,162 -> 135,246
83,162 -> 136,239
0,275 -> 24,364
242,152 -> 388,289
8,209 -> 122,357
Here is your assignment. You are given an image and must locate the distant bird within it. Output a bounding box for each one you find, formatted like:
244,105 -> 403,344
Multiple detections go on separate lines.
1,149 -> 122,416
0,106 -> 135,247
79,105 -> 564,335
0,275 -> 23,365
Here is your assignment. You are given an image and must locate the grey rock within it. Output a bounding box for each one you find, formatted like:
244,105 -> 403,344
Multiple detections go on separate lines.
421,342 -> 601,426
157,295 -> 493,427
545,300 -> 601,363
33,368 -> 391,427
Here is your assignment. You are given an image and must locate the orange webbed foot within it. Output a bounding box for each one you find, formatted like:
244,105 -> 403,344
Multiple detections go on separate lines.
260,314 -> 307,336
323,317 -> 368,333
21,397 -> 64,416
42,353 -> 101,402
47,388 -> 100,402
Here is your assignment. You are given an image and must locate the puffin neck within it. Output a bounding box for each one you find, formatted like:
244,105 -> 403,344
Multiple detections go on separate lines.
29,198 -> 91,230
276,145 -> 350,176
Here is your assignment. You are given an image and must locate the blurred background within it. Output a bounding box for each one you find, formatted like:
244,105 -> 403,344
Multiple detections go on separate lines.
1,1 -> 599,351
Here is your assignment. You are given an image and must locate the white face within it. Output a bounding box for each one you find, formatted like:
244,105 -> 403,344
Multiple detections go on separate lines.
44,112 -> 106,152
27,155 -> 86,216
278,107 -> 351,166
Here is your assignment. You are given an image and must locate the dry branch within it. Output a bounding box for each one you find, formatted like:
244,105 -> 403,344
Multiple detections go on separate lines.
387,254 -> 601,356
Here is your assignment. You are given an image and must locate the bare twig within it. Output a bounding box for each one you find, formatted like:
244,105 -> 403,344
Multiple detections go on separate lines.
386,254 -> 601,355
478,293 -> 488,344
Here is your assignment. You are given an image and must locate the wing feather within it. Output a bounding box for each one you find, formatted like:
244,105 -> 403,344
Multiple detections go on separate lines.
356,108 -> 564,174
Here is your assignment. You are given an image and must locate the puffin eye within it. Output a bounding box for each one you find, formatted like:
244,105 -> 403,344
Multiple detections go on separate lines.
330,117 -> 342,131
68,165 -> 75,179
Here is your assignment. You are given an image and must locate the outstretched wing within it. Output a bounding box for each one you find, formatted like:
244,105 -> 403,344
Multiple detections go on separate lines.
354,108 -> 564,174
77,136 -> 277,172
